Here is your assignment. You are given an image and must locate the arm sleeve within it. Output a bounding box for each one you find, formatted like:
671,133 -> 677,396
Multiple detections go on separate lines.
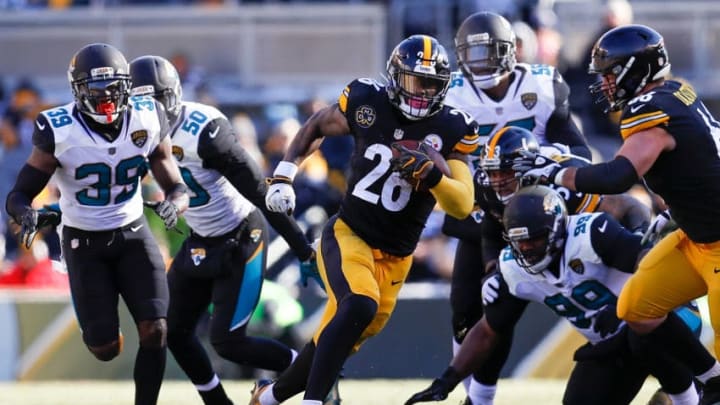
6,164 -> 53,223
574,156 -> 639,195
589,213 -> 642,273
484,275 -> 529,334
430,159 -> 474,219
198,118 -> 313,260
545,70 -> 591,160
32,114 -> 55,155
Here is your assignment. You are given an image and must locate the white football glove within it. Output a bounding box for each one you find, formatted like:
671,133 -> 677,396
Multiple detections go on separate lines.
641,210 -> 673,246
512,149 -> 564,185
265,161 -> 299,215
482,274 -> 501,306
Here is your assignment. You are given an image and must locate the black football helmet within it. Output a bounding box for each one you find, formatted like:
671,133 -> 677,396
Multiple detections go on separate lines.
455,12 -> 517,90
129,55 -> 183,122
588,24 -> 671,112
503,185 -> 567,275
68,43 -> 131,124
480,126 -> 540,203
386,34 -> 451,120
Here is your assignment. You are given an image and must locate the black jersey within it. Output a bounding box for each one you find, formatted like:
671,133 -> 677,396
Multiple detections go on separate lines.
475,153 -> 602,221
620,80 -> 720,242
475,153 -> 602,266
337,78 -> 479,256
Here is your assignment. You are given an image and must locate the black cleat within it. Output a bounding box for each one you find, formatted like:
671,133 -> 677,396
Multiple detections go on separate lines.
701,376 -> 720,405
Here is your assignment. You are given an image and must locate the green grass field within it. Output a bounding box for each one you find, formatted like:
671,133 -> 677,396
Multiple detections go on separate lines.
0,378 -> 662,405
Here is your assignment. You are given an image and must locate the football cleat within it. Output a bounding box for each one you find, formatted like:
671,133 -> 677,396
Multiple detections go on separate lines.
323,376 -> 342,405
248,379 -> 273,405
646,388 -> 672,405
701,376 -> 720,405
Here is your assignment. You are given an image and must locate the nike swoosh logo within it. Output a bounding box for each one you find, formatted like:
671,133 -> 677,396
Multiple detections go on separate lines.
714,267 -> 720,274
391,280 -> 402,286
598,220 -> 608,233
630,104 -> 645,114
36,120 -> 46,130
130,224 -> 143,232
209,126 -> 220,139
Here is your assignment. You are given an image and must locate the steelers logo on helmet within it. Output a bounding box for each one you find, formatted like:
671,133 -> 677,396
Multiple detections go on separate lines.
387,35 -> 451,120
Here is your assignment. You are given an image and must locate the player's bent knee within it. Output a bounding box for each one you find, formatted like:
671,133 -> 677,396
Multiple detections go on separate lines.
342,294 -> 378,326
138,318 -> 167,349
88,339 -> 122,361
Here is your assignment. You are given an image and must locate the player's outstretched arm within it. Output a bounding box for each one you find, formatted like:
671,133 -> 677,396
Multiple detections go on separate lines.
148,137 -> 189,229
405,316 -> 499,404
266,104 -> 350,215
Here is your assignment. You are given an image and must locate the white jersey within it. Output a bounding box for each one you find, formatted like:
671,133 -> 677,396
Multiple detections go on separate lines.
498,213 -> 631,344
170,101 -> 254,237
445,63 -> 561,145
45,97 -> 162,231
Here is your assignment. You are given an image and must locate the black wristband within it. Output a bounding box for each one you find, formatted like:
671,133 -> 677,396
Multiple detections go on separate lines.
424,166 -> 443,189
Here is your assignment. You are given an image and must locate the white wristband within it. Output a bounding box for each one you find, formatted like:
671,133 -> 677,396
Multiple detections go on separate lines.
554,168 -> 567,186
274,161 -> 299,181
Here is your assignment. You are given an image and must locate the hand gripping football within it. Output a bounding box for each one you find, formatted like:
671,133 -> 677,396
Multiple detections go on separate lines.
391,140 -> 451,190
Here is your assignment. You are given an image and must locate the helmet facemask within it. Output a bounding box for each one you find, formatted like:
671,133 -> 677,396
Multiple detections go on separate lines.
391,69 -> 450,119
72,76 -> 130,125
506,217 -> 565,275
480,161 -> 520,204
386,35 -> 451,120
502,186 -> 568,275
457,34 -> 516,90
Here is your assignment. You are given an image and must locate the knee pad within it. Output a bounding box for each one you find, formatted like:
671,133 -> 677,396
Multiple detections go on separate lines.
138,318 -> 168,349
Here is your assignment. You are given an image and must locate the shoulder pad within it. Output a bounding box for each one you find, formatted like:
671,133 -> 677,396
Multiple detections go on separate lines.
620,92 -> 671,140
338,78 -> 384,114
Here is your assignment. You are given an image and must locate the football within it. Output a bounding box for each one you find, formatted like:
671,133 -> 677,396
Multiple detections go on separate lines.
390,139 -> 452,177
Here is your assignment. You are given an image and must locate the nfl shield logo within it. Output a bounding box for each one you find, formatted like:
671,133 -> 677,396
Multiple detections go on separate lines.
393,129 -> 404,140
521,93 -> 538,110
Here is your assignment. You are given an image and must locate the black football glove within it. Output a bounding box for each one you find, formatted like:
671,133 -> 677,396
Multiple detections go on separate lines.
19,206 -> 62,249
390,143 -> 437,189
144,200 -> 179,230
593,303 -> 622,339
405,367 -> 462,405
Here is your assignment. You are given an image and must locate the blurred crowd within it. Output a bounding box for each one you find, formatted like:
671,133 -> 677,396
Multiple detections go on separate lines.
0,0 -> 655,289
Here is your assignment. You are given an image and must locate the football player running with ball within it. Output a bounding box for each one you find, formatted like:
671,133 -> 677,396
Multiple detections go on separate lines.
5,43 -> 189,405
130,55 -> 319,405
251,34 -> 480,405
